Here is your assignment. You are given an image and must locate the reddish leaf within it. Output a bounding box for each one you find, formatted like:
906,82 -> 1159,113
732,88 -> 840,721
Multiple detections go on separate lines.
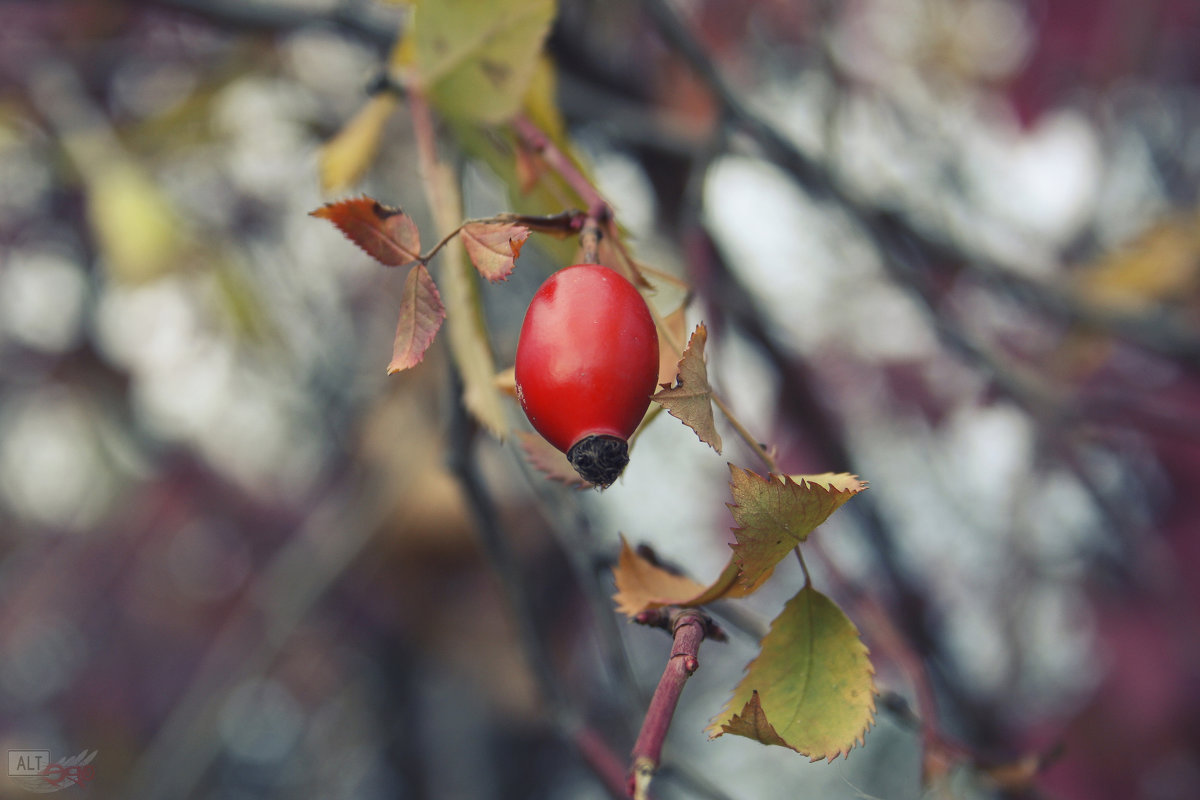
460,220 -> 530,281
311,197 -> 421,267
387,263 -> 445,373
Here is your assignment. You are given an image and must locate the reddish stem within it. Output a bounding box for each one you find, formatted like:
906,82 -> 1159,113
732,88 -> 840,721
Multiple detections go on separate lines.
512,114 -> 610,215
574,725 -> 634,800
628,609 -> 716,799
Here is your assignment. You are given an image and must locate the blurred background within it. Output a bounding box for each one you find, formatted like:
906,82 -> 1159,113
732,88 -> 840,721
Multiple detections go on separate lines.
1,0 -> 1199,798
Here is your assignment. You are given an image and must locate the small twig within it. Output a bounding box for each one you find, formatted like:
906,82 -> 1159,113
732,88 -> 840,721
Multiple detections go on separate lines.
413,210 -> 586,266
711,392 -> 778,474
512,114 -> 610,212
416,223 -> 466,265
628,608 -> 724,799
793,545 -> 812,587
580,209 -> 606,264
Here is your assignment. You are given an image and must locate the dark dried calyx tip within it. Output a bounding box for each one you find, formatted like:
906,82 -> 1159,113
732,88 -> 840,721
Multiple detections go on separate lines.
567,435 -> 630,489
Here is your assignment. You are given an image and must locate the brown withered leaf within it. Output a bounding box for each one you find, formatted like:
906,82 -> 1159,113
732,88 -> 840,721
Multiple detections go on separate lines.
653,323 -> 722,454
311,197 -> 421,267
612,537 -> 707,616
655,304 -> 690,386
387,263 -> 445,373
518,432 -> 592,489
718,692 -> 790,748
727,466 -> 867,589
460,220 -> 530,281
611,539 -> 774,617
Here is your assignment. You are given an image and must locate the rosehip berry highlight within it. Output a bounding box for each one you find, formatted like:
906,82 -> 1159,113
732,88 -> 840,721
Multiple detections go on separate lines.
515,263 -> 659,487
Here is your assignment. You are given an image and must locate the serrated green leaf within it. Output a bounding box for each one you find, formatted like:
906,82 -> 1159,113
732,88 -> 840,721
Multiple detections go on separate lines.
727,466 -> 865,588
709,586 -> 876,761
410,0 -> 557,124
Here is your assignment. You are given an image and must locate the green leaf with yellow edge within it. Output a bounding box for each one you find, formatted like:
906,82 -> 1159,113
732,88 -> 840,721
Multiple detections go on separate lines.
653,323 -> 722,454
611,538 -> 774,617
727,466 -> 866,589
319,93 -> 398,194
405,0 -> 556,125
708,585 -> 876,761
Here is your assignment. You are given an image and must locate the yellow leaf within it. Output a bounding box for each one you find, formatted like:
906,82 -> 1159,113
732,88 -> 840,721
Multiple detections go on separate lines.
1076,211 -> 1200,312
709,586 -> 876,761
87,160 -> 182,283
319,93 -> 398,194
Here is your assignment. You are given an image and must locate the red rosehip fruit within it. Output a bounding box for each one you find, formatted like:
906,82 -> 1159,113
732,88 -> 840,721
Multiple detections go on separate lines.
515,263 -> 659,487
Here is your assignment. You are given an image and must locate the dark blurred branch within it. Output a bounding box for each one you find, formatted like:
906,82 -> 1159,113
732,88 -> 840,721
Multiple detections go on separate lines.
642,0 -> 1200,371
446,367 -> 635,798
128,0 -> 396,48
